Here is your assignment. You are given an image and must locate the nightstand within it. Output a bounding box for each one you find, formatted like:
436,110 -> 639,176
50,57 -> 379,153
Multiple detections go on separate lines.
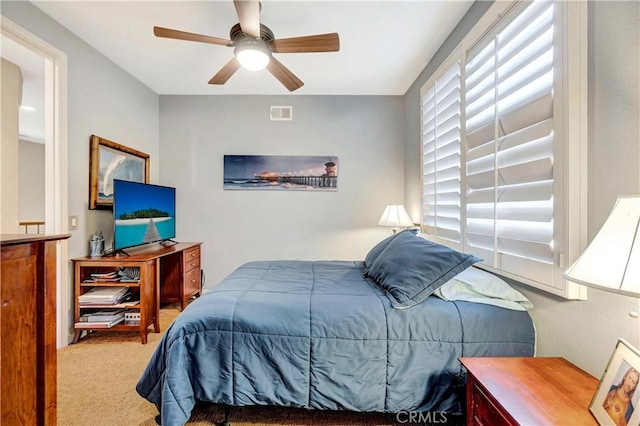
460,357 -> 599,426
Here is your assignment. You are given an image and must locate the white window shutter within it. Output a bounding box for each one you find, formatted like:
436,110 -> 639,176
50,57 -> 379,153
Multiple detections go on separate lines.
464,0 -> 558,286
419,0 -> 587,299
421,60 -> 462,243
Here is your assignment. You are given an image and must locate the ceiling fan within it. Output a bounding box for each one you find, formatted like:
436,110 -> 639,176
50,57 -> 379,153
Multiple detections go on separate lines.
153,0 -> 340,92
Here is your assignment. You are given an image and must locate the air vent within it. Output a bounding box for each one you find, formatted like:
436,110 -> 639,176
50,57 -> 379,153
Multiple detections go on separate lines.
270,106 -> 293,121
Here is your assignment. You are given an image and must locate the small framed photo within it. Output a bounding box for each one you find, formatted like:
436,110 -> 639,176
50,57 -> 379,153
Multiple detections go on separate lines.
590,339 -> 640,426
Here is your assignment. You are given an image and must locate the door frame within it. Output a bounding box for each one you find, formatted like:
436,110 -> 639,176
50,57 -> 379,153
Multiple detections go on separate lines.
1,17 -> 69,347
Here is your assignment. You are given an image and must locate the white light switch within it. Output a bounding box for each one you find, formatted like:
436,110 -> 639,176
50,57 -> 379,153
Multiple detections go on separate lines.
69,215 -> 78,230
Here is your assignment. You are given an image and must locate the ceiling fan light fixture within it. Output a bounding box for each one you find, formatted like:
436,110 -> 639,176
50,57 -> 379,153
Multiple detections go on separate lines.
234,41 -> 270,72
154,1 -> 339,90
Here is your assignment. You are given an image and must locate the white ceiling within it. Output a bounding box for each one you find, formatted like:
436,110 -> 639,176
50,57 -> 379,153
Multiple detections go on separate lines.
3,1 -> 473,143
31,0 -> 474,96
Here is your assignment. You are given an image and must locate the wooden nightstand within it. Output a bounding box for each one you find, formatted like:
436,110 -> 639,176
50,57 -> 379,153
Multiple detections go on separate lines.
460,357 -> 599,426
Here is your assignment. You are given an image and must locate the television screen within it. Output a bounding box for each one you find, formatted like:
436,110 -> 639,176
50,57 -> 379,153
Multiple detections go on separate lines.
113,179 -> 176,251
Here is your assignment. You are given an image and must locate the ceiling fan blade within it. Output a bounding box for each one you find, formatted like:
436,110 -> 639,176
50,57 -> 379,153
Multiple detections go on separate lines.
154,26 -> 231,46
233,0 -> 261,39
270,33 -> 340,53
208,58 -> 241,85
266,57 -> 304,92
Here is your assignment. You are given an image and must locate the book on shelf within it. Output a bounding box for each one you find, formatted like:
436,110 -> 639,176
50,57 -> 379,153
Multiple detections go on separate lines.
77,311 -> 125,322
78,286 -> 130,305
85,309 -> 125,323
90,271 -> 119,279
87,276 -> 123,283
74,316 -> 124,329
83,279 -> 125,284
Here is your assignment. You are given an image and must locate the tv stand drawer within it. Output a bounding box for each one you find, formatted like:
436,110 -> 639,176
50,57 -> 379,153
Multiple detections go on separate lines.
184,267 -> 201,297
184,247 -> 200,272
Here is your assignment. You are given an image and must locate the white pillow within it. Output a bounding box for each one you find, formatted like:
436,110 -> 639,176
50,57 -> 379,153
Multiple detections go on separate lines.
433,266 -> 533,311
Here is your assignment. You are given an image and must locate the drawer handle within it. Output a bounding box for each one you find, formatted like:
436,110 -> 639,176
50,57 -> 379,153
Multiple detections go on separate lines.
191,253 -> 196,257
191,262 -> 196,266
191,279 -> 196,283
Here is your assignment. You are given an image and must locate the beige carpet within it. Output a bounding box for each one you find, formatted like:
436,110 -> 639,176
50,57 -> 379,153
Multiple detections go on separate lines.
57,306 -> 402,426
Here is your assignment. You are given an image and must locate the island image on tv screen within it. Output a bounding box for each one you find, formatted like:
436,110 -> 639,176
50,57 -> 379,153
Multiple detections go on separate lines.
113,179 -> 176,251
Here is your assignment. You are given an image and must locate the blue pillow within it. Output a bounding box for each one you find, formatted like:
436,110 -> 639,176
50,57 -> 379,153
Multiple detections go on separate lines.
367,231 -> 482,309
363,229 -> 414,272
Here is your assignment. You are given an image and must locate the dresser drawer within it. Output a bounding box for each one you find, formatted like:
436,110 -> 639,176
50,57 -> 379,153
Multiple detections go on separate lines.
183,247 -> 200,272
184,267 -> 201,295
471,383 -> 513,426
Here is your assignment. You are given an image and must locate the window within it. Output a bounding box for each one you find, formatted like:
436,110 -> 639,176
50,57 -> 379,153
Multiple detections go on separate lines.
422,60 -> 462,244
420,0 -> 587,299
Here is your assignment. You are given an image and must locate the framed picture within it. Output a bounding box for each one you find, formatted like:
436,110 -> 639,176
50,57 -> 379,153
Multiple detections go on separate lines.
89,135 -> 150,210
590,339 -> 640,426
223,155 -> 338,191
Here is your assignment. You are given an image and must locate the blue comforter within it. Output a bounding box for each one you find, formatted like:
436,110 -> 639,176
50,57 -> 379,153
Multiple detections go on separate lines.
137,261 -> 535,425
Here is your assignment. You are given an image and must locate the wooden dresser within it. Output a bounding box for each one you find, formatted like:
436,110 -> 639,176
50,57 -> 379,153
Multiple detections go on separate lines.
460,357 -> 599,426
1,233 -> 70,425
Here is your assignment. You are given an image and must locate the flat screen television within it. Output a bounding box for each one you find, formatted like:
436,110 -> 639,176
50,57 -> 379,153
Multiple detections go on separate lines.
113,179 -> 176,252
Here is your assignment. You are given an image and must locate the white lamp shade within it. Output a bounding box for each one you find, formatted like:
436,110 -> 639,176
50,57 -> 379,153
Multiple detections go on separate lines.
235,43 -> 270,71
378,205 -> 414,228
563,195 -> 640,297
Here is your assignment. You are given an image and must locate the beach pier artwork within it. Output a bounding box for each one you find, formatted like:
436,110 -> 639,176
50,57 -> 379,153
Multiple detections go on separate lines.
224,155 -> 338,191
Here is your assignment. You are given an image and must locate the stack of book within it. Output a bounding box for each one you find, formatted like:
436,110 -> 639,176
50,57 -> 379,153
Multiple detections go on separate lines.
78,286 -> 130,306
75,309 -> 125,328
87,271 -> 122,282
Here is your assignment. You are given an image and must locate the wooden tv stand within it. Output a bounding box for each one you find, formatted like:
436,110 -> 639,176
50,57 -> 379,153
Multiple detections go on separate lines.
71,242 -> 202,344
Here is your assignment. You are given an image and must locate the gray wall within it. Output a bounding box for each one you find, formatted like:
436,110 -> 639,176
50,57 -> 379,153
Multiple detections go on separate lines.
0,58 -> 22,233
4,0 -> 638,369
159,95 -> 405,285
19,140 -> 45,223
403,1 -> 640,376
1,1 -> 159,341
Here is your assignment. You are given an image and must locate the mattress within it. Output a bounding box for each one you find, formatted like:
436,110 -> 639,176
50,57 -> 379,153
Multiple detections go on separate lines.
136,260 -> 535,425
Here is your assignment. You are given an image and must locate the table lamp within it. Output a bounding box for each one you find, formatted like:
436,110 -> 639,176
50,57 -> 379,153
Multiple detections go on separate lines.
563,195 -> 640,316
377,205 -> 414,234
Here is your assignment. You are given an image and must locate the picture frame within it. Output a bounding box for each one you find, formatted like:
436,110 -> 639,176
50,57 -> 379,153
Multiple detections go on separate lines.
223,155 -> 338,191
89,135 -> 150,210
590,339 -> 640,426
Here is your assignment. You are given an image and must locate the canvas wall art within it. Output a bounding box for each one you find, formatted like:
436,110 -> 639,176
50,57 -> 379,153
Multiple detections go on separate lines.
223,155 -> 338,191
89,135 -> 149,209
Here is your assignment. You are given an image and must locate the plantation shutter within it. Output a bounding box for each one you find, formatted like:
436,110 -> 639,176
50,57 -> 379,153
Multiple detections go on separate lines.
464,0 -> 556,282
421,60 -> 462,243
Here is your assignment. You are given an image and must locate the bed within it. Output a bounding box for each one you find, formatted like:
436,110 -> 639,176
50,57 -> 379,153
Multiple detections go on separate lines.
137,231 -> 536,426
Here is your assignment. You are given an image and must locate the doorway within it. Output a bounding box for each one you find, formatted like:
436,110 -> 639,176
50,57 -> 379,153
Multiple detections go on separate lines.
1,17 -> 69,347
